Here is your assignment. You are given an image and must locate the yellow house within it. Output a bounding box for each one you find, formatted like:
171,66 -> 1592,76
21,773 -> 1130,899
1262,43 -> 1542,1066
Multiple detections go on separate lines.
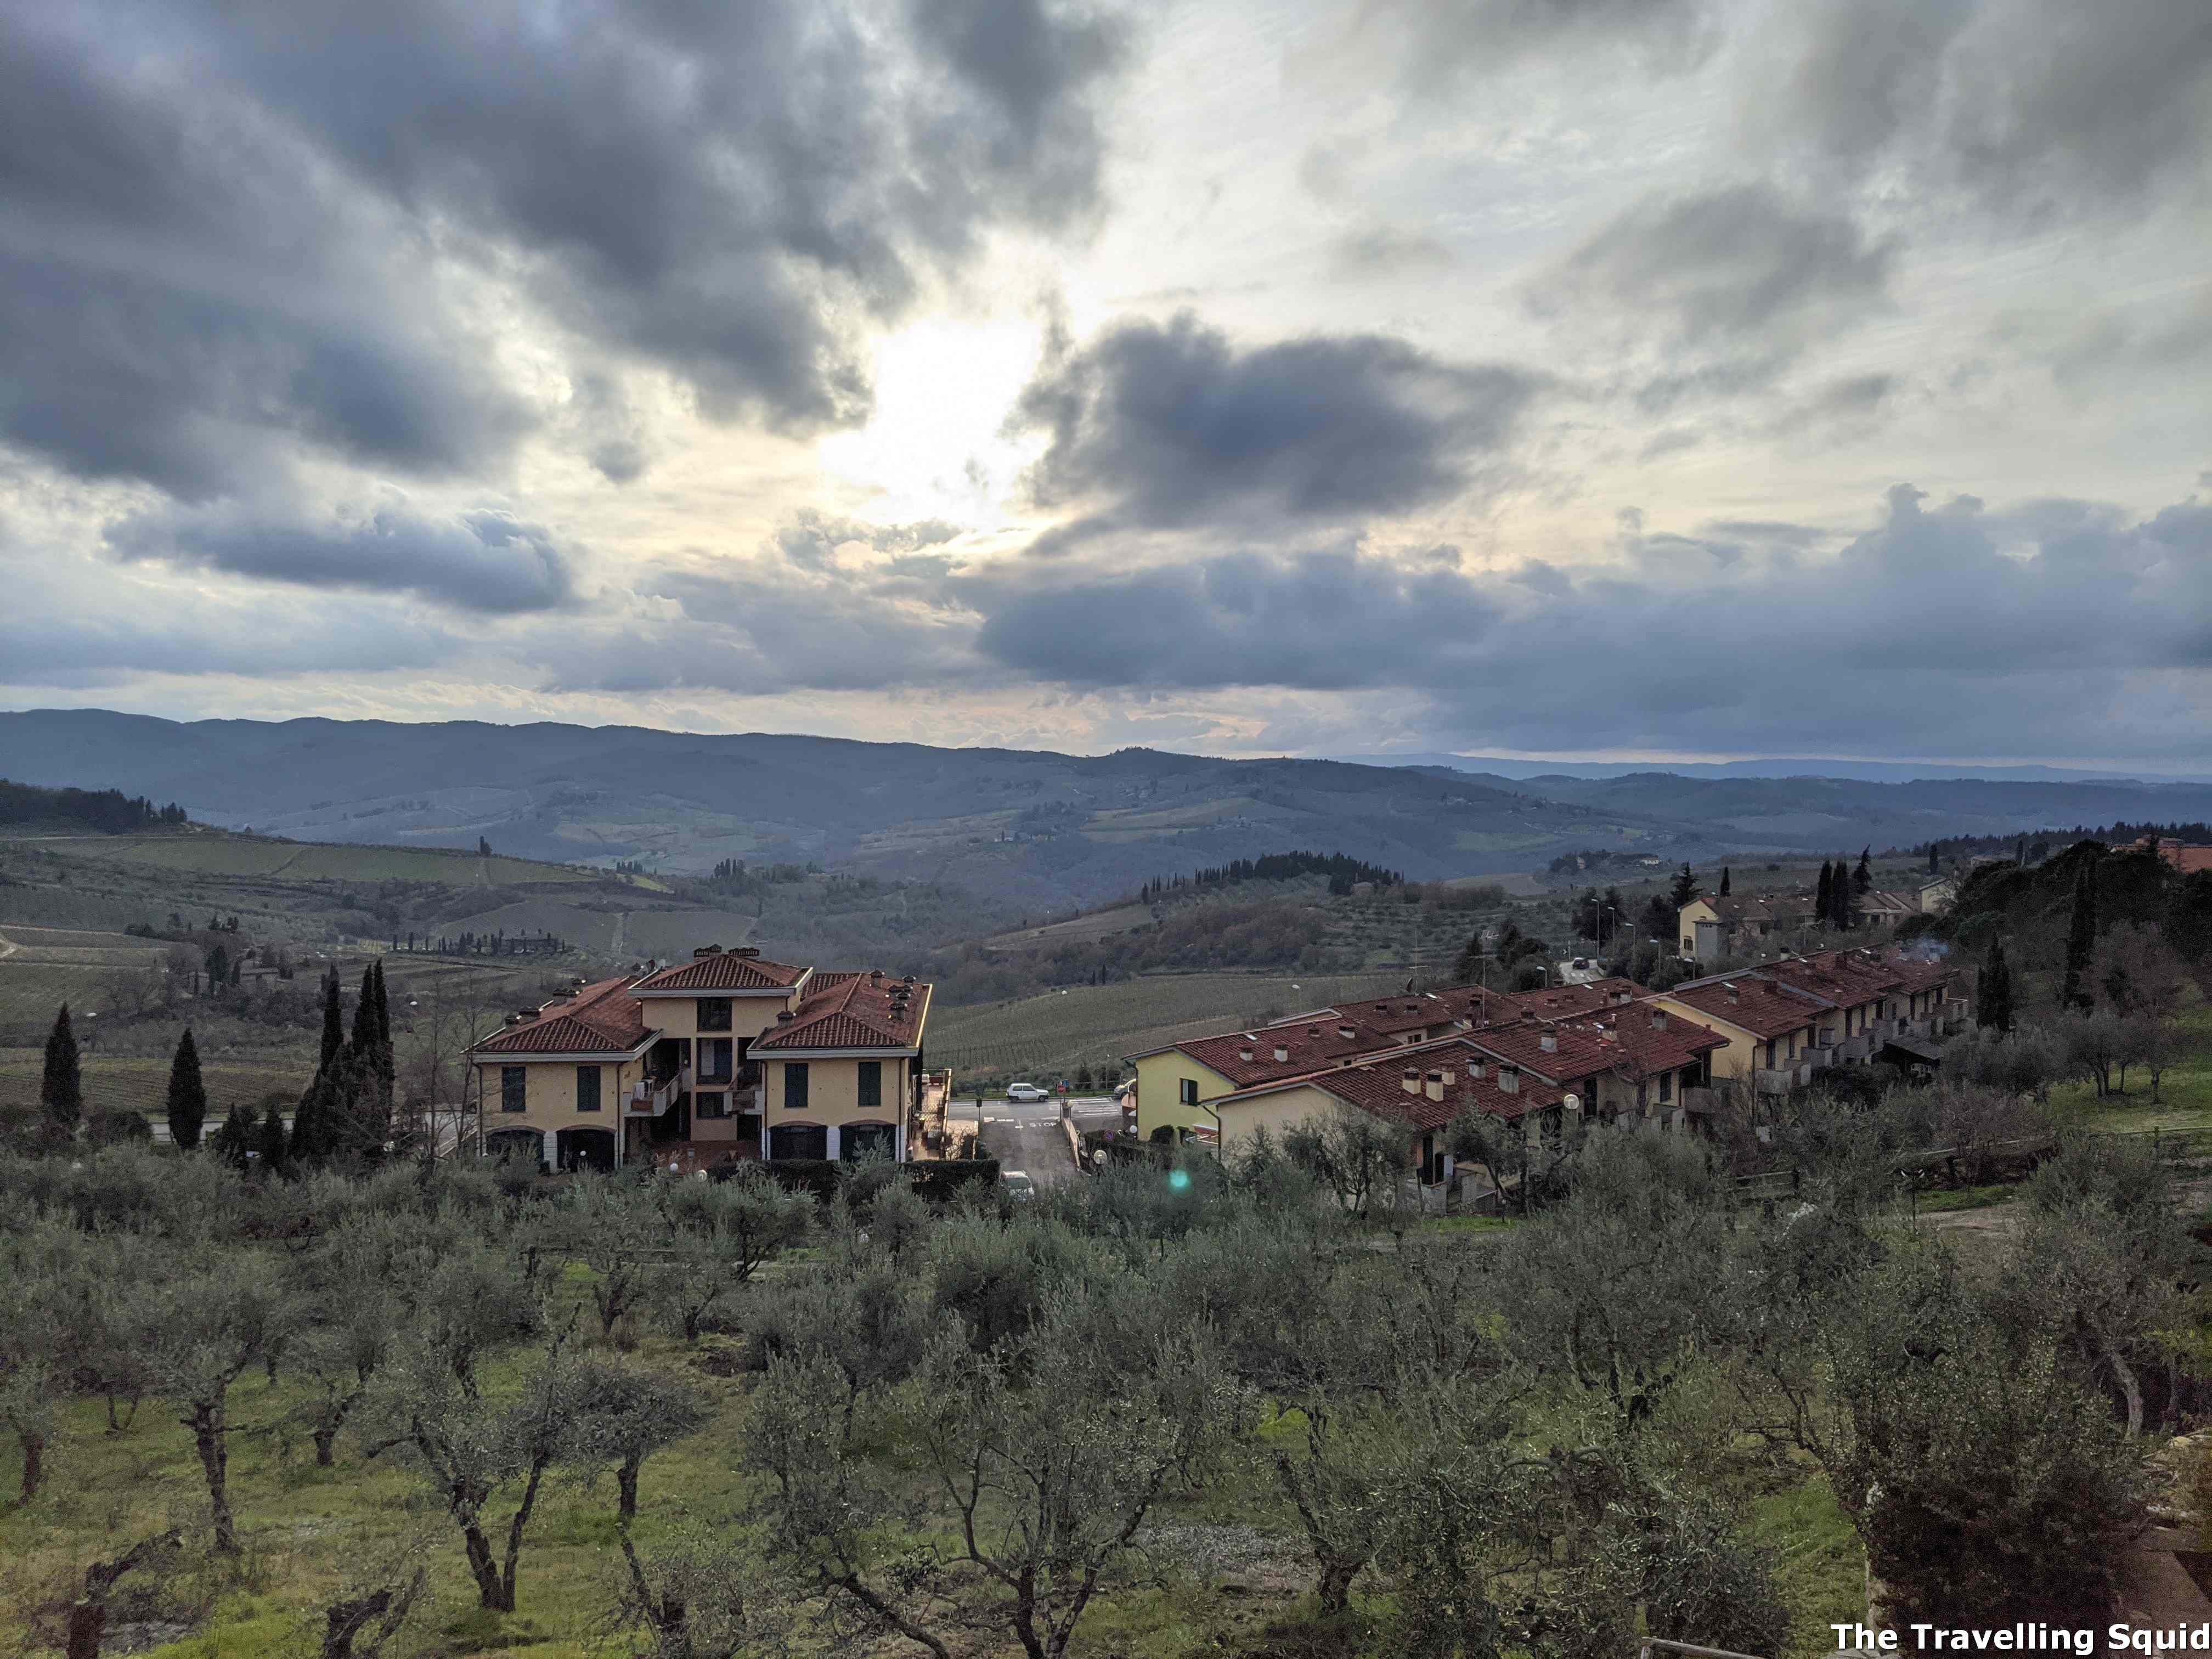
1646,976 -> 1819,1093
470,947 -> 933,1168
1677,891 -> 1819,961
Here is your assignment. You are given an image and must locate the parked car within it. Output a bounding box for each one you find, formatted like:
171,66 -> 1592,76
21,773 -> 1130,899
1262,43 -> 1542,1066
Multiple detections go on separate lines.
1005,1082 -> 1050,1102
1001,1170 -> 1036,1200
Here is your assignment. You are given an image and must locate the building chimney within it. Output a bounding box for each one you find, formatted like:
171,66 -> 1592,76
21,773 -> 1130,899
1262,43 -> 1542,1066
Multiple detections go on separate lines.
1338,1025 -> 1357,1040
1499,1065 -> 1520,1094
1650,1010 -> 1667,1030
734,947 -> 761,958
1239,1047 -> 1254,1063
692,945 -> 721,958
1402,1066 -> 1420,1094
1273,1045 -> 1289,1063
1724,983 -> 1740,1005
1539,1031 -> 1557,1053
1438,1065 -> 1455,1087
1424,1069 -> 1444,1102
1470,1059 -> 1486,1079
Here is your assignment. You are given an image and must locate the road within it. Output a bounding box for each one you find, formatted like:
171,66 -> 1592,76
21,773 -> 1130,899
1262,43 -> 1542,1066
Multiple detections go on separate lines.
950,1094 -> 1123,1189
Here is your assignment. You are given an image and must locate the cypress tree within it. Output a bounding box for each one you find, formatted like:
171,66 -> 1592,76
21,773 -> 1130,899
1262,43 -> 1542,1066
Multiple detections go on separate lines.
210,1104 -> 256,1171
318,970 -> 344,1077
1816,862 -> 1834,927
1833,856 -> 1855,930
1927,842 -> 1941,876
258,1097 -> 290,1175
40,1004 -> 82,1137
165,1028 -> 208,1150
1977,938 -> 2016,1035
2062,861 -> 2098,1011
1853,847 -> 1872,893
349,965 -> 380,1065
1718,867 -> 1731,897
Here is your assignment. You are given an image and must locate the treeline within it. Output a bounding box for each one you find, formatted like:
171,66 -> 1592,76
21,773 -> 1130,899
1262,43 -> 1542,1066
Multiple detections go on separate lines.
704,857 -> 820,897
395,928 -> 569,956
0,779 -> 187,833
1139,849 -> 1403,900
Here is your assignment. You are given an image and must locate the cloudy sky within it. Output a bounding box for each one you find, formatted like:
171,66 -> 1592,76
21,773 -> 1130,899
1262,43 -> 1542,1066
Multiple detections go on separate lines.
1,0 -> 2208,766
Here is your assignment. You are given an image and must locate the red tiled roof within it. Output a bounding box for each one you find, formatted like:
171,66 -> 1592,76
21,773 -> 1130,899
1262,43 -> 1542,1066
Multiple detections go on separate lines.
1558,1006 -> 1725,1079
1169,984 -> 1520,1088
753,972 -> 932,1052
631,951 -> 809,993
473,977 -> 651,1055
1507,979 -> 1640,1019
1691,891 -> 1818,926
1660,976 -> 1823,1040
1459,1019 -> 1620,1084
1255,1042 -> 1566,1129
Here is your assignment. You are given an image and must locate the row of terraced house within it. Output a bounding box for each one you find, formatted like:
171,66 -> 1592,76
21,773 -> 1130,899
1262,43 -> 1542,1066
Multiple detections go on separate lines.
466,946 -> 944,1172
1126,944 -> 1967,1207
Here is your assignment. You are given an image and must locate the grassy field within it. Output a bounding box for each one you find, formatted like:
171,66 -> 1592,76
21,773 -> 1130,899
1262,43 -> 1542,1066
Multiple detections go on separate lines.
2047,1000 -> 2212,1135
929,970 -> 1414,1080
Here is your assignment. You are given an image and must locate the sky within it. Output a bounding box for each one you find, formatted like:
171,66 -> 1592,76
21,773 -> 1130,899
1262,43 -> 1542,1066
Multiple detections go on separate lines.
1,0 -> 2208,768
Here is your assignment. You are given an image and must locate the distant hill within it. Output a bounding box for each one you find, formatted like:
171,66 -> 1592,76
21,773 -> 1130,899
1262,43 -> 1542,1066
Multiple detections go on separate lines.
0,710 -> 1697,908
1335,753 -> 2212,786
5,709 -> 2212,912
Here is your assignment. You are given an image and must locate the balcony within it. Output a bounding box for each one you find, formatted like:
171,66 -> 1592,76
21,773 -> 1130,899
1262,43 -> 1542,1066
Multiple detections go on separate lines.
1839,1034 -> 1875,1063
1679,1086 -> 1716,1115
1754,1068 -> 1796,1096
626,1063 -> 690,1118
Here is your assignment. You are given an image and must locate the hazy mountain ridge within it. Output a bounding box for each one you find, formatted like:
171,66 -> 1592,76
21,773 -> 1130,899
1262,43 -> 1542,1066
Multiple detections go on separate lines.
5,710 -> 2211,911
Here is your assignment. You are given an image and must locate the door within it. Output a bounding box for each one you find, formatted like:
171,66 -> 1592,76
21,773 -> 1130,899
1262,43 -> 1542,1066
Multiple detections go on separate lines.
842,1122 -> 898,1163
556,1127 -> 616,1172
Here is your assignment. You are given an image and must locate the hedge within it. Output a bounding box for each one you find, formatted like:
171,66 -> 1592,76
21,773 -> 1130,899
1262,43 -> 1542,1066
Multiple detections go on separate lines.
720,1156 -> 1002,1204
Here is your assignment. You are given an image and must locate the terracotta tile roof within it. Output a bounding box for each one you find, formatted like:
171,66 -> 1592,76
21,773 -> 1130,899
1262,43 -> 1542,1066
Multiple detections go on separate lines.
1659,976 -> 1823,1040
1166,983 -> 1522,1088
473,977 -> 651,1055
1507,979 -> 1641,1019
1459,1019 -> 1620,1084
1565,1006 -> 1727,1077
753,971 -> 931,1052
632,951 -> 809,993
1691,891 -> 1818,927
1761,954 -> 1898,1010
1299,1043 -> 1566,1128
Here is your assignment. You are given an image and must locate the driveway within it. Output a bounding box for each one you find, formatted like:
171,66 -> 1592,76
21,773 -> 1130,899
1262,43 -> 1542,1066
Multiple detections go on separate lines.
958,1095 -> 1117,1190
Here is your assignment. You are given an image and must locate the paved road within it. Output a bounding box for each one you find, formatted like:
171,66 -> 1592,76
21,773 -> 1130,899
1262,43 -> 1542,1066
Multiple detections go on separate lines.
953,1096 -> 1124,1190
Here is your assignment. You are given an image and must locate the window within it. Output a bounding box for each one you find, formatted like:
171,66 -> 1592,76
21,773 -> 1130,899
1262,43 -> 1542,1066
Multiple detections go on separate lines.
695,1091 -> 727,1120
697,998 -> 732,1031
575,1066 -> 601,1113
1657,1071 -> 1674,1103
500,1066 -> 527,1114
699,1039 -> 732,1082
1178,1076 -> 1198,1106
857,1060 -> 882,1108
783,1063 -> 809,1111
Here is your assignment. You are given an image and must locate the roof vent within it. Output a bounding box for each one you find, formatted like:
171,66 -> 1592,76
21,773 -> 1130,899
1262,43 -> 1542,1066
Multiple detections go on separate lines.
902,974 -> 915,985
1338,1025 -> 1357,1040
776,1010 -> 794,1023
1724,983 -> 1740,1004
1273,1045 -> 1289,1063
870,969 -> 884,983
1239,1047 -> 1254,1062
1650,1011 -> 1667,1030
1539,1031 -> 1557,1053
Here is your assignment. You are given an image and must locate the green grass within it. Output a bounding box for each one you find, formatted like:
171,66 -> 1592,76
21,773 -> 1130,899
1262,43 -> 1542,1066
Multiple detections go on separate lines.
1751,1474 -> 1865,1658
1910,1183 -> 2016,1214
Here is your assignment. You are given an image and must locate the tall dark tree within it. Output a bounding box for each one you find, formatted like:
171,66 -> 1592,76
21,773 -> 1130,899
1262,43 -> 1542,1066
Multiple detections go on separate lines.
1719,866 -> 1731,896
210,1104 -> 256,1171
1833,856 -> 1857,929
1816,862 -> 1835,928
1853,847 -> 1872,893
1927,842 -> 1942,876
1669,864 -> 1698,908
206,943 -> 230,990
165,1028 -> 208,1150
258,1098 -> 290,1175
2062,861 -> 2099,1012
1976,939 -> 2016,1035
40,1003 -> 82,1137
318,970 -> 345,1078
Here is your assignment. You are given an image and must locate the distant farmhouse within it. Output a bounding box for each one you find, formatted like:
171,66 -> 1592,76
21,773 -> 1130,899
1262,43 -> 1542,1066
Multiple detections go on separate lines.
469,946 -> 941,1172
1677,881 -> 1954,962
2125,836 -> 2212,875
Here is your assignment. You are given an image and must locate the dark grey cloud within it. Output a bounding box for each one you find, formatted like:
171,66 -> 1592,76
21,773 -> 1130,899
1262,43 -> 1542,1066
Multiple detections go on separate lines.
941,478 -> 2212,758
1367,0 -> 1716,88
0,0 -> 1132,496
106,500 -> 574,614
1760,0 -> 2211,222
1535,184 -> 1894,356
1008,313 -> 1541,529
969,545 -> 1503,689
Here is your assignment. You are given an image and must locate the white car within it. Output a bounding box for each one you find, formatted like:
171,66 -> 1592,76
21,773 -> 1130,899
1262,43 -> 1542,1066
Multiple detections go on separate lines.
1002,1170 -> 1036,1200
1005,1083 -> 1051,1102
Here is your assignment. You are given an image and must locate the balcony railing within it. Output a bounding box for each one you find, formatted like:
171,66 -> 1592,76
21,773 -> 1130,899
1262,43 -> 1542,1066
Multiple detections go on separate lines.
1753,1068 -> 1796,1096
627,1063 -> 690,1117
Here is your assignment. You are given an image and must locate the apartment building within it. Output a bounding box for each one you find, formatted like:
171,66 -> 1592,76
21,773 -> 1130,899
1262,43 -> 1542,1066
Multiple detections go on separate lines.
1676,891 -> 1819,962
469,946 -> 935,1170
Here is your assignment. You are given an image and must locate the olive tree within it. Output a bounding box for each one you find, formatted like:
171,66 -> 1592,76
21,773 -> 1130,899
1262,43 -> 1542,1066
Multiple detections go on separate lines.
568,1356 -> 709,1522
